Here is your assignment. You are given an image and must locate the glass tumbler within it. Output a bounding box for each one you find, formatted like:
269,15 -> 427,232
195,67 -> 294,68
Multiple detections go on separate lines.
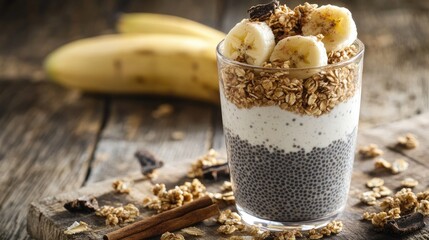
216,39 -> 364,230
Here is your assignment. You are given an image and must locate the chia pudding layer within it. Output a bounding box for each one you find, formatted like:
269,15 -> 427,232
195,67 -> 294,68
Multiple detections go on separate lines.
220,88 -> 361,222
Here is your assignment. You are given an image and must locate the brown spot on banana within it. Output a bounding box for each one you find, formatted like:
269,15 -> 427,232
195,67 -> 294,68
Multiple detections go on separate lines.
133,76 -> 146,84
114,59 -> 123,80
135,49 -> 156,55
176,51 -> 190,55
198,82 -> 219,93
114,59 -> 122,71
192,62 -> 199,71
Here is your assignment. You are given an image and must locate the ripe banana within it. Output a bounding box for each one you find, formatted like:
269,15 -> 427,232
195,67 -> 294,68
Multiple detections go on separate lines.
302,5 -> 357,52
117,13 -> 225,43
223,20 -> 275,66
270,35 -> 327,78
45,34 -> 220,103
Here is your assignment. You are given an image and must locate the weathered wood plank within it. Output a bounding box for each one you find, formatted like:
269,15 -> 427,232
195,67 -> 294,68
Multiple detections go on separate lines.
28,112 -> 429,240
28,176 -> 153,240
86,98 -> 217,187
0,82 -> 104,240
342,113 -> 429,240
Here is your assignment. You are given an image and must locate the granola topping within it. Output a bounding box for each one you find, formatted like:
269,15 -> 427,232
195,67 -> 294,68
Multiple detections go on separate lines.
220,63 -> 358,116
220,2 -> 360,116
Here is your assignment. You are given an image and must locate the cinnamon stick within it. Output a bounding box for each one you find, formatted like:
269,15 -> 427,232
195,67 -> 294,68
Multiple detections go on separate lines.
104,195 -> 214,240
122,204 -> 219,240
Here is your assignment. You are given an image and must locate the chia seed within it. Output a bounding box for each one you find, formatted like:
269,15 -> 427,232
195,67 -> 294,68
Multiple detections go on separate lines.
225,128 -> 356,221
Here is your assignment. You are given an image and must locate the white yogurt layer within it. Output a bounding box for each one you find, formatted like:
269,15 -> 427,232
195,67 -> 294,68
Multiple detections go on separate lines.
220,88 -> 361,152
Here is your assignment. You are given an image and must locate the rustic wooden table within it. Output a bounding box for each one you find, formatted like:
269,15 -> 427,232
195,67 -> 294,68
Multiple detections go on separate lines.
1,0 -> 429,239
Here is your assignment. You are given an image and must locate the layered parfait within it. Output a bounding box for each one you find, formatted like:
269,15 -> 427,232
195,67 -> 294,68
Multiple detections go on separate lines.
217,1 -> 364,227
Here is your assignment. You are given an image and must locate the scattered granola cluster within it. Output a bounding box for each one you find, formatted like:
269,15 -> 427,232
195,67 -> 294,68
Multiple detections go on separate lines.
374,158 -> 391,169
373,157 -> 409,174
397,133 -> 419,149
95,203 -> 139,226
401,177 -> 419,188
363,188 -> 429,228
142,179 -> 207,213
171,131 -> 185,140
112,179 -> 131,194
391,159 -> 409,174
318,221 -> 344,237
358,144 -> 384,158
187,149 -> 227,178
360,178 -> 392,206
211,181 -> 235,205
220,64 -> 358,116
215,209 -> 343,240
151,104 -> 174,119
417,191 -> 429,216
366,177 -> 384,188
272,221 -> 343,240
273,230 -> 302,240
180,227 -> 206,237
245,225 -> 271,239
64,221 -> 91,235
160,232 -> 185,240
217,209 -> 245,235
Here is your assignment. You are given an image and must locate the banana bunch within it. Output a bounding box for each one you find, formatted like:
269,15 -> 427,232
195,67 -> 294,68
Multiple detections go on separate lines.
117,13 -> 225,43
45,14 -> 225,103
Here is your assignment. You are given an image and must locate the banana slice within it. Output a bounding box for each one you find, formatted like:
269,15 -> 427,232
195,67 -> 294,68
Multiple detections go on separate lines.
223,20 -> 275,66
302,5 -> 357,52
269,35 -> 327,78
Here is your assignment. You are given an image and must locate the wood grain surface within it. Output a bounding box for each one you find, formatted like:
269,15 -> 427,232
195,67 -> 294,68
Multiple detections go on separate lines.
0,82 -> 104,239
27,113 -> 429,240
0,0 -> 428,239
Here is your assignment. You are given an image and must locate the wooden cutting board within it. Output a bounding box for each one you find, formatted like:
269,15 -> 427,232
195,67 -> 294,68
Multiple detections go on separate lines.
27,113 -> 429,240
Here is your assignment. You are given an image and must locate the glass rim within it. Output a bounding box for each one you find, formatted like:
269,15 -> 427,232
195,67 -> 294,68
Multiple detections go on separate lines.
216,38 -> 365,71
